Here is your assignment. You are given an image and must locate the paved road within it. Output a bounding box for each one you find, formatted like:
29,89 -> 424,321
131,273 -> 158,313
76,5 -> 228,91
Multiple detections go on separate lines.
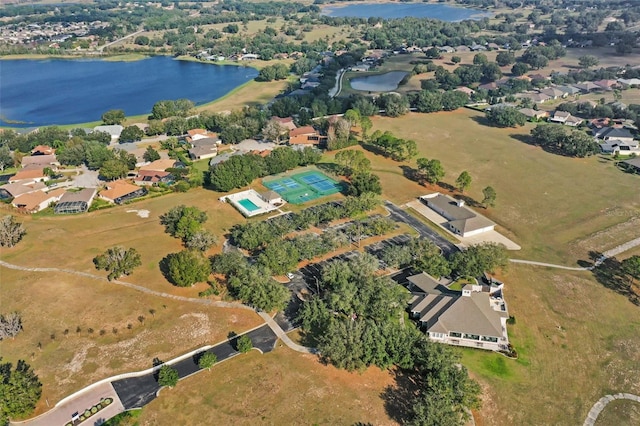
112,324 -> 277,410
384,201 -> 459,257
14,382 -> 124,426
584,393 -> 640,426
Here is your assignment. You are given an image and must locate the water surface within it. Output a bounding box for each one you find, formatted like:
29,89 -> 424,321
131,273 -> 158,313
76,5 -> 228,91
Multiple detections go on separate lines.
350,71 -> 409,92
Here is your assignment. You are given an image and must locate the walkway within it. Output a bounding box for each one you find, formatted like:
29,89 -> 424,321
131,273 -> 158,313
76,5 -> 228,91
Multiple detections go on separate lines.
508,259 -> 590,271
583,393 -> 640,426
99,29 -> 144,52
328,68 -> 345,98
258,312 -> 317,354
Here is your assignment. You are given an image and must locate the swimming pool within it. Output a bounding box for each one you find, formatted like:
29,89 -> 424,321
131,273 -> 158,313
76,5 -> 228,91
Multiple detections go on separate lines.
238,198 -> 260,212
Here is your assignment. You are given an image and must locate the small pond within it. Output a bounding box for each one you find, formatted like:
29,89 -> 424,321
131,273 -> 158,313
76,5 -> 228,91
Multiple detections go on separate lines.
350,71 -> 409,92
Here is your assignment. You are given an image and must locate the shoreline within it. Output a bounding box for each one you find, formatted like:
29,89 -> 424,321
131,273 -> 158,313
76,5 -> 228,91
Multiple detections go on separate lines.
0,55 -> 268,130
320,0 -> 492,19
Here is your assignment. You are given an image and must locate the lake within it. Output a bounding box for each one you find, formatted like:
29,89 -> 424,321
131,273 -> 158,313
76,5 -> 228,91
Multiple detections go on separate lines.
322,2 -> 489,21
350,71 -> 409,92
0,56 -> 258,127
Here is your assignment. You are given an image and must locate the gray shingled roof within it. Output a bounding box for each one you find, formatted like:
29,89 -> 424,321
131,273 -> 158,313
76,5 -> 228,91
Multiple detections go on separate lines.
425,194 -> 495,233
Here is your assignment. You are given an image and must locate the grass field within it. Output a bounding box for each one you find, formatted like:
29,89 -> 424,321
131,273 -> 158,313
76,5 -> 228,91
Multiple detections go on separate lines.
459,265 -> 640,425
0,267 -> 262,417
367,109 -> 640,265
135,346 -> 396,425
595,399 -> 640,426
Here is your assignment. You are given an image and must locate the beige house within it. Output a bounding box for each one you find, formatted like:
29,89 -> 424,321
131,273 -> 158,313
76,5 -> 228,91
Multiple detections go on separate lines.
407,272 -> 510,352
12,188 -> 65,213
419,193 -> 495,238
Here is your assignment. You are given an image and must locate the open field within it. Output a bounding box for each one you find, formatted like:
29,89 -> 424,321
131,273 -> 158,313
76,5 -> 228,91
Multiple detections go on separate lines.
460,265 -> 640,425
136,346 -> 396,425
367,109 -> 640,265
0,267 -> 262,416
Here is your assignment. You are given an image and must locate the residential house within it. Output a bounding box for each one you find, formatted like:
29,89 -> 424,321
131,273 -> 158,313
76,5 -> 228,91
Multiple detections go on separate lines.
455,45 -> 470,52
617,78 -> 640,88
556,85 -> 582,96
350,64 -> 370,72
519,92 -> 551,104
549,110 -> 583,126
519,108 -> 549,120
9,166 -> 48,184
240,53 -> 259,61
54,188 -> 97,214
93,125 -> 124,142
208,151 -> 242,168
188,144 -> 217,160
540,87 -> 567,99
527,73 -> 549,82
99,180 -> 147,204
438,46 -> 455,53
0,181 -> 47,200
487,42 -> 500,50
31,145 -> 55,155
593,79 -> 618,91
599,140 -> 640,156
622,157 -> 640,173
289,126 -> 325,146
186,129 -> 220,143
589,118 -> 611,129
21,154 -> 58,169
11,188 -> 65,213
139,159 -> 178,172
608,101 -> 627,111
406,272 -> 509,351
271,116 -> 298,132
134,170 -> 174,186
573,82 -> 601,93
470,44 -> 487,51
455,86 -> 475,96
593,127 -> 635,143
419,193 -> 496,238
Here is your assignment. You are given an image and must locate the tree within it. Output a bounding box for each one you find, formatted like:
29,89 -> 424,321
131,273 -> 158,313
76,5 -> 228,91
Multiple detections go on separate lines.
482,186 -> 497,208
101,109 -> 125,125
455,171 -> 472,193
165,250 -> 211,287
0,146 -> 14,171
157,365 -> 179,388
0,359 -> 42,422
119,126 -> 144,143
93,246 -> 142,280
511,62 -> 529,76
0,216 -> 26,247
227,265 -> 290,311
451,55 -> 461,64
143,146 -> 161,162
496,51 -> 515,67
486,106 -> 526,127
473,53 -> 488,65
578,55 -> 599,69
0,312 -> 22,340
257,241 -> 299,275
451,243 -> 508,277
335,149 -> 370,176
197,352 -> 218,370
262,119 -> 287,143
236,335 -> 253,353
99,159 -> 129,180
347,172 -> 382,196
622,255 -> 640,281
146,120 -> 166,136
416,158 -> 445,184
184,230 -> 217,252
160,205 -> 208,242
424,47 -> 441,59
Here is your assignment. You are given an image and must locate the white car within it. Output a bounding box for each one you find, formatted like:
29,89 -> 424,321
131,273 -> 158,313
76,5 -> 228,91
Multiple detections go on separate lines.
286,273 -> 295,279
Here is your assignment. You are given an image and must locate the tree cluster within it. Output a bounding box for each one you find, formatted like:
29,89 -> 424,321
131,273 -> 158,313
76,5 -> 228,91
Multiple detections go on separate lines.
159,205 -> 216,251
530,125 -> 600,157
230,195 -> 379,251
367,131 -> 418,162
256,63 -> 289,82
486,106 -> 527,128
208,146 -> 321,192
150,99 -> 195,120
0,359 -> 42,424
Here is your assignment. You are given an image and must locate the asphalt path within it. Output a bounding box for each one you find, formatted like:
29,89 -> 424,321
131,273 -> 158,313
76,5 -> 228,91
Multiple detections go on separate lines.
384,201 -> 459,257
112,324 -> 277,409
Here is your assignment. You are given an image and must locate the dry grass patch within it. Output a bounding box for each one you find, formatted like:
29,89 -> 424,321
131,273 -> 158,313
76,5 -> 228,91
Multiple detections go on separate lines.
460,265 -> 640,426
595,399 -> 640,426
1,188 -> 250,295
369,110 -> 640,264
0,267 -> 262,416
136,346 -> 397,426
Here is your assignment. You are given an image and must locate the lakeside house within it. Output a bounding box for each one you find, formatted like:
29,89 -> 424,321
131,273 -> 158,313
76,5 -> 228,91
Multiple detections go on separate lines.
21,154 -> 58,169
419,193 -> 495,238
271,116 -> 298,132
94,125 -> 123,142
406,272 -> 510,352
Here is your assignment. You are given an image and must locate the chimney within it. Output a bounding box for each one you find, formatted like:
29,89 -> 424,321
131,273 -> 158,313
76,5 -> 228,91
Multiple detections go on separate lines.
456,199 -> 465,208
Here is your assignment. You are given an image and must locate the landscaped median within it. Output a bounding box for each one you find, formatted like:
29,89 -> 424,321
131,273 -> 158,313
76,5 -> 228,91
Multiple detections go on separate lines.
64,398 -> 112,426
